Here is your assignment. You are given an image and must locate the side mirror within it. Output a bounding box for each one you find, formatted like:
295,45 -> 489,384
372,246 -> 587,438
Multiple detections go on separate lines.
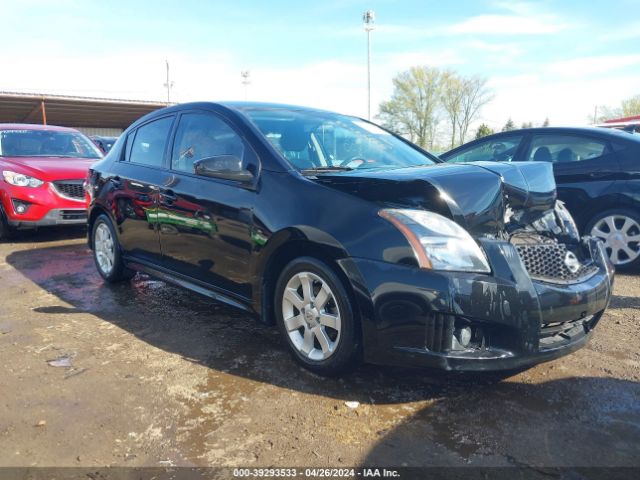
193,155 -> 254,183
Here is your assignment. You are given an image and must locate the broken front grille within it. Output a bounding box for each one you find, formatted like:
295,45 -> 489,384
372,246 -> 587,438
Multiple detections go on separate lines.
53,180 -> 85,200
515,243 -> 598,283
539,315 -> 593,348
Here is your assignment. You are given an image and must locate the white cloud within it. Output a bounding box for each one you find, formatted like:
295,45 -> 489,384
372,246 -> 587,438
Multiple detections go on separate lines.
386,51 -> 464,70
482,73 -> 640,128
599,21 -> 640,41
465,39 -> 523,56
546,54 -> 640,77
448,2 -> 571,36
448,13 -> 568,35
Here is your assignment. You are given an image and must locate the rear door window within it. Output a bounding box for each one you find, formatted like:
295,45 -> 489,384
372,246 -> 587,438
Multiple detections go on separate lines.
445,135 -> 523,163
526,135 -> 608,163
127,116 -> 174,167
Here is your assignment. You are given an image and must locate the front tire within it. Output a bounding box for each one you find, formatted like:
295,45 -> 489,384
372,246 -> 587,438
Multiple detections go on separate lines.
274,257 -> 361,376
587,209 -> 640,270
92,214 -> 134,282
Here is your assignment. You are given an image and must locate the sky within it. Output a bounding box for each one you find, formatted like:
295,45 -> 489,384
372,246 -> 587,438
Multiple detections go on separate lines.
1,0 -> 640,131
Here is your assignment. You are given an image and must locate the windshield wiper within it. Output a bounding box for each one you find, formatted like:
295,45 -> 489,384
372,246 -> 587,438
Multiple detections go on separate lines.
300,166 -> 354,174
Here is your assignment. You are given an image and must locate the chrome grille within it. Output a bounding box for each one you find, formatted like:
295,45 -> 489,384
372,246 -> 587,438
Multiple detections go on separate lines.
515,243 -> 598,283
53,180 -> 85,200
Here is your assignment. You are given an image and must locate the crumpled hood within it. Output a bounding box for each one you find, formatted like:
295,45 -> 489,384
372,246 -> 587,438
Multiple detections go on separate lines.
312,162 -> 557,235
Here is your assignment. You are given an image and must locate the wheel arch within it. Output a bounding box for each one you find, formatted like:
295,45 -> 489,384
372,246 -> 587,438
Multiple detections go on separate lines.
255,228 -> 358,328
87,204 -> 112,249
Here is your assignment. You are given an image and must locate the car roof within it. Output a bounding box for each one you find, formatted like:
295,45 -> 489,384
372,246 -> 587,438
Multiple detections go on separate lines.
478,125 -> 636,137
220,101 -> 342,115
140,101 -> 355,120
442,125 -> 640,157
0,123 -> 80,133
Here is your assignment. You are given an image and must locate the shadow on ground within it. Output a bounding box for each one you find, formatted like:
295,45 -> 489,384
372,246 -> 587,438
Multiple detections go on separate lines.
6,225 -> 86,244
361,375 -> 640,468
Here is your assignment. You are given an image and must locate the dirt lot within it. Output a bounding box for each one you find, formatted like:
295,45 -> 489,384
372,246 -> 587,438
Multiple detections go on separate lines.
0,228 -> 639,472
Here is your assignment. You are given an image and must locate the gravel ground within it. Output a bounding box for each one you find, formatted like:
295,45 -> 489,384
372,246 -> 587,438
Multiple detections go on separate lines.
0,228 -> 638,472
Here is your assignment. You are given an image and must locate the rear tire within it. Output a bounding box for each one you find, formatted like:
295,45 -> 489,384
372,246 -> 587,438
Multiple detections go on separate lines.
586,209 -> 640,271
92,214 -> 134,282
274,257 -> 361,376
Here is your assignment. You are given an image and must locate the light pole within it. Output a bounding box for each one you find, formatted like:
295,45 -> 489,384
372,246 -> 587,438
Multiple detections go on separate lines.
164,60 -> 174,105
241,70 -> 251,100
363,10 -> 375,121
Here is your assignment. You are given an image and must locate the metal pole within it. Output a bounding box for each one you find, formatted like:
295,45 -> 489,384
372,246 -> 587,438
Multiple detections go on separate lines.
241,71 -> 251,101
40,100 -> 47,125
363,10 -> 375,121
367,28 -> 371,121
166,60 -> 171,104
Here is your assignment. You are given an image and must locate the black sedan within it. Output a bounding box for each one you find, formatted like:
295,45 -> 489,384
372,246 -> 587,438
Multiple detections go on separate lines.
441,127 -> 640,270
86,103 -> 613,376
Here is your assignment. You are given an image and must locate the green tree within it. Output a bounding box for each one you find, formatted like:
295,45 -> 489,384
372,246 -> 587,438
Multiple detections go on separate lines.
502,118 -> 516,131
621,94 -> 640,117
542,117 -> 550,127
475,123 -> 494,139
594,94 -> 640,122
520,121 -> 533,129
378,66 -> 444,148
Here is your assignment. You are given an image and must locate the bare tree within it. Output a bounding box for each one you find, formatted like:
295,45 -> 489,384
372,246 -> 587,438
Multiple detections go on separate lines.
440,71 -> 465,149
456,75 -> 493,145
378,66 -> 444,148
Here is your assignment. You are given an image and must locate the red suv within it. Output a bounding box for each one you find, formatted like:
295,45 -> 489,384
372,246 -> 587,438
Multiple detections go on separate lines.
0,124 -> 103,239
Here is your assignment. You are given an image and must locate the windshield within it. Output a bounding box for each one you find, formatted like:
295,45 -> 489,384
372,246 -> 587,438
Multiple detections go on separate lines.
240,107 -> 437,171
0,129 -> 103,159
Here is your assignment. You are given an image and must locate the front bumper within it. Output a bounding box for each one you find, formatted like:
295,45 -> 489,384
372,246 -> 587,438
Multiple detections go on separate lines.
1,181 -> 88,228
339,237 -> 613,371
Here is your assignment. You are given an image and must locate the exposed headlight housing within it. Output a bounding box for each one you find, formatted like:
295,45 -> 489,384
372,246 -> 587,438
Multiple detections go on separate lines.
3,170 -> 44,188
555,200 -> 579,240
379,209 -> 491,273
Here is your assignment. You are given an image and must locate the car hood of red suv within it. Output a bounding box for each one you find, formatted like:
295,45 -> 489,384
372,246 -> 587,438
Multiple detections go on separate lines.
0,156 -> 97,181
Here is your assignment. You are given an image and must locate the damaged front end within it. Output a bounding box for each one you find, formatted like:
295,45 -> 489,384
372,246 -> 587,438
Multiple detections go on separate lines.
328,161 -> 614,371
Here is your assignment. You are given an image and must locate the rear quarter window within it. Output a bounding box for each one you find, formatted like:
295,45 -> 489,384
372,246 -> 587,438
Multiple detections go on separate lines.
527,135 -> 608,163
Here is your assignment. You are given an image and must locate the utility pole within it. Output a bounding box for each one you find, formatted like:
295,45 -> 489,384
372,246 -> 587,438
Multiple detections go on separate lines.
363,10 -> 375,121
241,71 -> 251,100
164,60 -> 174,105
594,105 -> 598,124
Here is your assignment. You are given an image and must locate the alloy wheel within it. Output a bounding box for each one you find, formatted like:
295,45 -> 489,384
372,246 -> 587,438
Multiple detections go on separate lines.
591,214 -> 640,265
281,271 -> 342,361
94,222 -> 115,275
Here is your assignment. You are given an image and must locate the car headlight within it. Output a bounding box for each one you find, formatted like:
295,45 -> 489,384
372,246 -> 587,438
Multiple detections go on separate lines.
379,209 -> 491,273
555,200 -> 579,240
3,171 -> 44,188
